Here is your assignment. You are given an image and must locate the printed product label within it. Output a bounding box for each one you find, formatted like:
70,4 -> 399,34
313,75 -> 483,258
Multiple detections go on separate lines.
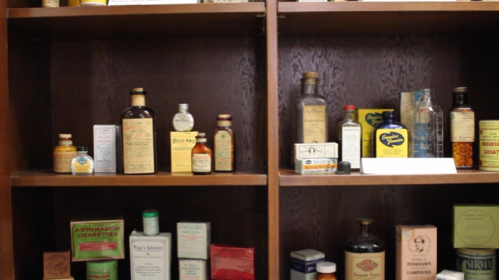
81,0 -> 107,4
457,250 -> 496,280
123,119 -> 155,174
396,227 -> 437,280
54,151 -> 77,173
479,127 -> 499,170
215,131 -> 233,171
345,251 -> 385,280
455,209 -> 496,246
342,127 -> 361,168
171,132 -> 197,172
358,109 -> 393,157
192,154 -> 211,173
131,239 -> 167,279
375,129 -> 408,158
451,112 -> 475,142
94,126 -> 116,172
73,157 -> 91,173
143,217 -> 159,236
180,260 -> 207,280
87,261 -> 118,280
178,223 -> 208,259
303,105 -> 327,143
72,221 -> 124,261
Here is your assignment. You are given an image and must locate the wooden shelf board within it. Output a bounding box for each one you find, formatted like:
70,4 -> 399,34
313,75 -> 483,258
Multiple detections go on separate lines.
12,165 -> 267,186
278,2 -> 499,35
279,168 -> 499,186
8,3 -> 266,39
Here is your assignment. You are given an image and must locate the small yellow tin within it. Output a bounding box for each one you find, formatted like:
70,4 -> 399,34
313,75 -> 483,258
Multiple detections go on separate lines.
479,120 -> 499,171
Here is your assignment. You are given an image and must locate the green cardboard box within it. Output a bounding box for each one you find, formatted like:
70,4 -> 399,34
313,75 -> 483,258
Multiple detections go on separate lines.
453,205 -> 499,248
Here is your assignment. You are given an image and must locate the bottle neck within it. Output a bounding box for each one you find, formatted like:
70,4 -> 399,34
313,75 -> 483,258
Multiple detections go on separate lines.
131,94 -> 146,106
58,139 -> 73,146
77,151 -> 87,156
343,109 -> 355,122
453,92 -> 468,105
359,222 -> 371,237
301,79 -> 318,95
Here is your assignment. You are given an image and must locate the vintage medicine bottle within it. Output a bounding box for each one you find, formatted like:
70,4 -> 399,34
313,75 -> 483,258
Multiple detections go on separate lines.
450,87 -> 474,168
292,72 -> 328,144
173,103 -> 194,132
192,132 -> 212,175
317,262 -> 337,280
413,88 -> 444,157
53,134 -> 77,174
345,218 -> 385,280
71,146 -> 94,175
373,111 -> 408,158
121,87 -> 157,175
337,105 -> 362,169
214,114 -> 235,172
142,209 -> 159,236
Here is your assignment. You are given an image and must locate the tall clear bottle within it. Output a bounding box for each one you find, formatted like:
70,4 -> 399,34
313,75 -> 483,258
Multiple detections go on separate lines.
292,72 -> 329,144
337,105 -> 362,169
450,87 -> 474,168
413,88 -> 443,158
121,87 -> 157,174
345,218 -> 385,280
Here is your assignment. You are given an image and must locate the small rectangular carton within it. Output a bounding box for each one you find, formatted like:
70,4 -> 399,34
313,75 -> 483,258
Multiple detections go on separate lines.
43,251 -> 71,279
294,143 -> 338,160
130,231 -> 172,280
294,158 -> 338,174
210,244 -> 254,280
399,91 -> 422,157
396,225 -> 437,280
357,109 -> 394,157
436,270 -> 464,280
453,204 -> 499,248
171,131 -> 198,172
177,222 -> 210,259
93,125 -> 119,173
290,249 -> 325,280
179,259 -> 208,280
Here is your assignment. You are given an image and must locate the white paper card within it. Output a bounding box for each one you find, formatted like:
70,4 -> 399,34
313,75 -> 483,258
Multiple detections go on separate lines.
108,0 -> 199,5
361,158 -> 457,175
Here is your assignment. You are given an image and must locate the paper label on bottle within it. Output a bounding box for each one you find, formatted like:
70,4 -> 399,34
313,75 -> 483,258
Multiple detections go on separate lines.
73,157 -> 91,173
54,151 -> 77,173
479,127 -> 499,171
451,112 -> 475,142
303,105 -> 327,143
215,131 -> 233,171
123,119 -> 155,174
341,127 -> 361,168
375,129 -> 408,158
173,113 -> 194,132
192,154 -> 211,173
345,251 -> 385,280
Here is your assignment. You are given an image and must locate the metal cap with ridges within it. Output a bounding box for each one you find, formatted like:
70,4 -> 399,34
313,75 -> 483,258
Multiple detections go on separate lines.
142,209 -> 158,217
76,146 -> 87,151
302,72 -> 317,79
343,105 -> 355,110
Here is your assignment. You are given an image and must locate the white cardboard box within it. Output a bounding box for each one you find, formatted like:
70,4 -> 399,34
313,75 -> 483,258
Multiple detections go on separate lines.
177,222 -> 211,259
130,231 -> 172,280
290,249 -> 325,280
179,259 -> 207,280
93,125 -> 119,173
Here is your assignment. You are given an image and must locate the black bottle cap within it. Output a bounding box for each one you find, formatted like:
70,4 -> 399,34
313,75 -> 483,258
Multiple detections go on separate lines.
77,146 -> 88,151
382,111 -> 396,119
336,161 -> 351,175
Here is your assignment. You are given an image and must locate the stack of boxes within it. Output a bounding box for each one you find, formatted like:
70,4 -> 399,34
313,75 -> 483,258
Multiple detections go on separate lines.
290,249 -> 325,280
129,231 -> 172,280
294,143 -> 338,174
177,222 -> 211,280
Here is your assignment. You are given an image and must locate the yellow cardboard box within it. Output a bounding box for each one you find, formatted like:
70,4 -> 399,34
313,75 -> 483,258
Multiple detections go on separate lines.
357,109 -> 394,157
171,131 -> 198,172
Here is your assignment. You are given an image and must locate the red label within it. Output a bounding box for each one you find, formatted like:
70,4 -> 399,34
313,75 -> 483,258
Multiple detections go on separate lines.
357,259 -> 378,272
79,242 -> 117,251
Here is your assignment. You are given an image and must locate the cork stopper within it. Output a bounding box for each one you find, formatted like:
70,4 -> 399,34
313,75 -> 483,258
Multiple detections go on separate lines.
302,72 -> 317,79
453,87 -> 468,93
356,218 -> 373,225
130,88 -> 147,95
59,134 -> 72,138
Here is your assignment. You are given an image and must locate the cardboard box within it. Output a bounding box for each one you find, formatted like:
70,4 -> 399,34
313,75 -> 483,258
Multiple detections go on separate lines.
171,131 -> 198,172
357,109 -> 394,157
436,270 -> 464,280
290,249 -> 325,280
210,244 -> 254,280
453,205 -> 499,248
70,219 -> 125,261
294,143 -> 338,160
93,125 -> 119,173
177,222 -> 210,259
130,231 -> 172,280
43,251 -> 71,279
294,158 -> 338,174
179,259 -> 207,280
396,225 -> 437,280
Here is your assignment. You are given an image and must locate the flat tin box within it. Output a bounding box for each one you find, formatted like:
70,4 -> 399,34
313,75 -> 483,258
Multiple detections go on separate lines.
453,204 -> 499,248
70,219 -> 125,261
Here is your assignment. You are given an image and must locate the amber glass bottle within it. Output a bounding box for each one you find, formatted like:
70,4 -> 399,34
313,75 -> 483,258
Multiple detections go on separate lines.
214,114 -> 235,172
192,132 -> 212,175
121,87 -> 157,175
53,134 -> 77,173
450,87 -> 474,168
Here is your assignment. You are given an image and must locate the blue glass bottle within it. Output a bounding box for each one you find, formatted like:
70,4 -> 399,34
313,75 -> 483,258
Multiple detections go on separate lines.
373,111 -> 409,158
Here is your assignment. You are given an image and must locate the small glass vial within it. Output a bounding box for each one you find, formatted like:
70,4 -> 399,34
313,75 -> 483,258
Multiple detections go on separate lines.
71,146 -> 94,175
192,132 -> 212,175
317,262 -> 337,280
173,103 -> 195,132
214,114 -> 235,172
53,134 -> 77,174
143,209 -> 159,236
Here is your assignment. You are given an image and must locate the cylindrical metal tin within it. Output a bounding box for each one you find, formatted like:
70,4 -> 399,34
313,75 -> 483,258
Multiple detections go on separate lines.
87,260 -> 118,280
479,120 -> 499,171
456,248 -> 496,280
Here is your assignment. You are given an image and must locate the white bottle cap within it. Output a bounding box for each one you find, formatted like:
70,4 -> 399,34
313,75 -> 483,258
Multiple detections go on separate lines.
179,103 -> 189,110
316,261 -> 336,273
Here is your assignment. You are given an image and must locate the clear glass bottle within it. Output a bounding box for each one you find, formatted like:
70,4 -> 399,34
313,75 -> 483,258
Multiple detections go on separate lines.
173,103 -> 194,132
317,262 -> 337,280
71,146 -> 94,175
121,87 -> 157,175
345,218 -> 385,280
450,87 -> 474,168
53,133 -> 77,174
192,132 -> 212,175
338,105 -> 362,169
292,72 -> 329,144
214,114 -> 235,172
413,88 -> 444,158
373,111 -> 408,158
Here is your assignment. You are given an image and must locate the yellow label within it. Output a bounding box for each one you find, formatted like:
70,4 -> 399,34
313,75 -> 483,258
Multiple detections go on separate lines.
54,151 -> 77,173
171,131 -> 198,173
451,111 -> 475,142
123,119 -> 155,174
73,158 -> 91,173
479,127 -> 499,171
345,251 -> 385,280
192,154 -> 211,173
215,131 -> 233,171
303,163 -> 338,170
357,109 -> 393,157
303,105 -> 326,143
81,0 -> 106,4
375,129 -> 408,158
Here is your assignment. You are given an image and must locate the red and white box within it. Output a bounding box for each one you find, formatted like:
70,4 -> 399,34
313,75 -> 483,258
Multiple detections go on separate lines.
210,244 -> 254,280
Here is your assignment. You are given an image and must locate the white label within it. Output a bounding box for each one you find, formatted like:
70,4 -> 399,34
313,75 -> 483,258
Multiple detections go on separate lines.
179,260 -> 207,280
192,154 -> 211,173
131,239 -> 167,280
450,112 -> 475,142
94,125 -> 117,173
361,158 -> 457,175
342,127 -> 361,169
143,217 -> 159,236
177,223 -> 209,259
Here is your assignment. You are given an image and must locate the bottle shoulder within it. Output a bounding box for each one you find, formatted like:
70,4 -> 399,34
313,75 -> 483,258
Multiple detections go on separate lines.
294,94 -> 328,105
54,145 -> 77,152
345,235 -> 386,252
122,106 -> 155,119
